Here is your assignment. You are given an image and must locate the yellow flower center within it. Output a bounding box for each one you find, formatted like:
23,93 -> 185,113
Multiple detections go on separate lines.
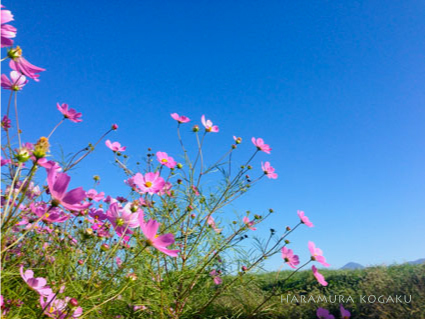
161,159 -> 168,163
145,181 -> 153,188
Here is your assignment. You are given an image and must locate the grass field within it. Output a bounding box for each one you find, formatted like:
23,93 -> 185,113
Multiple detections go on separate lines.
206,263 -> 425,318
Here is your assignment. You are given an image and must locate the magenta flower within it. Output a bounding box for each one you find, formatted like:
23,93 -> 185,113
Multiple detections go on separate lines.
209,269 -> 223,285
106,202 -> 141,236
316,307 -> 334,319
88,207 -> 107,221
8,47 -> 45,81
1,6 -> 16,48
1,71 -> 28,91
86,189 -> 105,202
312,265 -> 328,286
1,156 -> 11,166
340,304 -> 351,319
171,113 -> 190,123
201,115 -> 219,133
281,247 -> 300,269
251,137 -> 271,154
20,265 -> 52,297
261,162 -> 278,179
308,241 -> 330,267
156,151 -> 177,169
207,216 -> 221,233
47,169 -> 91,211
243,216 -> 257,231
56,103 -> 82,123
297,210 -> 313,227
140,219 -> 179,257
105,139 -> 126,152
129,172 -> 166,195
112,123 -> 119,130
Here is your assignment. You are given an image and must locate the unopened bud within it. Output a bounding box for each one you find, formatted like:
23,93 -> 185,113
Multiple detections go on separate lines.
192,125 -> 199,132
112,124 -> 119,130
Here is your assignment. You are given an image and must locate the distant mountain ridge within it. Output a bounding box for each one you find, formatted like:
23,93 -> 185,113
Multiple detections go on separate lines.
340,259 -> 424,270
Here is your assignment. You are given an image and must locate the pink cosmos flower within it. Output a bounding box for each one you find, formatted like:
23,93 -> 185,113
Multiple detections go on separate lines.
171,113 -> 190,123
1,156 -> 11,166
261,162 -> 277,179
128,172 -> 166,195
1,71 -> 28,91
297,210 -> 313,227
201,115 -> 219,133
31,203 -> 70,223
251,137 -> 271,154
39,294 -> 83,318
207,216 -> 221,233
56,103 -> 82,123
1,6 -> 16,48
37,159 -> 62,172
105,140 -> 126,152
2,115 -> 11,130
243,216 -> 257,231
308,241 -> 330,267
156,151 -> 177,168
47,168 -> 91,211
20,265 -> 52,297
312,265 -> 328,286
340,304 -> 351,319
316,307 -> 334,319
8,47 -> 45,81
106,202 -> 141,237
88,208 -> 107,221
209,269 -> 223,285
86,189 -> 105,202
281,247 -> 300,269
140,219 -> 179,257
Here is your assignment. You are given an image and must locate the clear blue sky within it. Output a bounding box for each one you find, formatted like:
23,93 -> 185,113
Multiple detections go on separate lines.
3,1 -> 424,269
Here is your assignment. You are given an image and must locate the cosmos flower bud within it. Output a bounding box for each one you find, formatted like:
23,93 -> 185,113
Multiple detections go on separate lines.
285,239 -> 290,244
112,124 -> 119,130
269,208 -> 274,213
93,175 -> 100,182
7,46 -> 22,60
286,226 -> 291,231
16,147 -> 31,163
190,213 -> 196,219
254,214 -> 261,219
232,144 -> 237,149
241,266 -> 247,272
177,163 -> 183,169
192,125 -> 199,132
78,260 -> 84,265
101,243 -> 110,251
33,137 -> 50,159
69,298 -> 79,307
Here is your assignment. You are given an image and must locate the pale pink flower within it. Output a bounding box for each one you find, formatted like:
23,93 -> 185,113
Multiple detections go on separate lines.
308,241 -> 330,267
316,307 -> 334,319
312,265 -> 328,286
171,113 -> 190,123
201,115 -> 219,133
251,137 -> 271,154
20,265 -> 52,296
297,210 -> 313,227
209,269 -> 222,285
243,216 -> 257,231
191,185 -> 200,196
140,219 -> 179,257
47,168 -> 91,211
39,294 -> 83,318
86,189 -> 105,202
106,202 -> 141,236
156,151 -> 177,168
281,247 -> 300,269
261,162 -> 277,179
128,172 -> 165,195
1,6 -> 16,47
1,71 -> 28,91
207,216 -> 221,233
56,103 -> 82,123
105,140 -> 126,152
